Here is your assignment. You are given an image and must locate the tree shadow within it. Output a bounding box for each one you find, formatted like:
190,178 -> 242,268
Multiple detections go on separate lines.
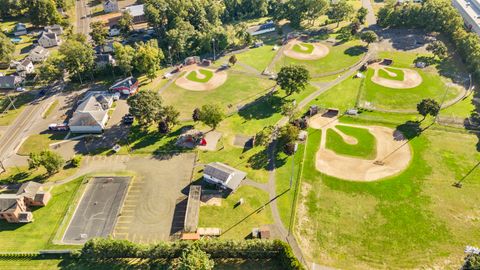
344,45 -> 367,56
238,94 -> 284,121
436,57 -> 471,86
247,148 -> 270,170
375,28 -> 430,51
395,120 -> 423,140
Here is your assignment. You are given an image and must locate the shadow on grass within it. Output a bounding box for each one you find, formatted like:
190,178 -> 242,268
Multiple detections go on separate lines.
344,45 -> 367,56
238,94 -> 284,121
58,258 -> 168,269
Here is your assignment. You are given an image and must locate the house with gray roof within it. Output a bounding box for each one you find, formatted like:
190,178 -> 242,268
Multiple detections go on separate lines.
0,76 -> 22,90
69,91 -> 113,133
13,23 -> 27,36
38,31 -> 61,48
28,46 -> 50,62
203,162 -> 247,192
95,54 -> 116,69
125,4 -> 146,23
44,24 -> 64,35
103,0 -> 119,13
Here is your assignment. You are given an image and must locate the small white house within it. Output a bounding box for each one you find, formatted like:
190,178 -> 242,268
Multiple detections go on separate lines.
44,24 -> 63,35
68,92 -> 114,133
38,32 -> 61,48
203,162 -> 247,192
16,59 -> 35,74
28,46 -> 50,62
103,0 -> 119,13
13,23 -> 27,36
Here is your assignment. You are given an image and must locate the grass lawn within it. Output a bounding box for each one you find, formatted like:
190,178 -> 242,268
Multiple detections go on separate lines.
0,92 -> 36,126
0,178 -> 83,251
326,125 -> 377,159
377,67 -> 405,81
234,45 -> 277,72
0,164 -> 79,184
198,185 -> 273,239
292,43 -> 315,54
361,51 -> 462,111
186,69 -> 214,83
439,93 -> 477,119
17,132 -> 67,156
295,122 -> 480,269
43,100 -> 59,119
162,73 -> 275,118
307,76 -> 363,112
276,39 -> 366,75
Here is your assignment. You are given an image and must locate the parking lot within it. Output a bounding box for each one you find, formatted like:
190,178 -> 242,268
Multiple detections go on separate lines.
62,177 -> 131,244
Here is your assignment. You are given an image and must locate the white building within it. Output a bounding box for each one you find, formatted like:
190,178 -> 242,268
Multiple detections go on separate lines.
16,59 -> 35,74
103,0 -> 119,13
452,0 -> 480,35
38,32 -> 61,48
13,23 -> 27,36
247,21 -> 276,36
68,92 -> 113,133
203,162 -> 247,192
28,46 -> 50,62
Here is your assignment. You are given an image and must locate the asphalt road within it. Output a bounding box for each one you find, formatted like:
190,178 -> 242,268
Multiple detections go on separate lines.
76,0 -> 90,37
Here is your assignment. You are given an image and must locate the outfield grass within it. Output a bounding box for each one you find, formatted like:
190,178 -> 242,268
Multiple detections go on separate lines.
325,125 -> 377,159
295,123 -> 480,269
17,133 -> 67,156
276,39 -> 366,75
186,69 -> 214,83
198,185 -> 273,239
292,43 -> 315,54
439,93 -> 477,119
234,45 -> 277,72
0,178 -> 83,251
377,67 -> 405,81
307,76 -> 363,112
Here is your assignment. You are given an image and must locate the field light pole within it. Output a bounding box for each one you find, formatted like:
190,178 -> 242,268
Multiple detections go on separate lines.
212,38 -> 216,62
289,143 -> 299,189
168,45 -> 173,67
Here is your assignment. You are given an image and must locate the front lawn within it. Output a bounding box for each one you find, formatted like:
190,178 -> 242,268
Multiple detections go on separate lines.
0,92 -> 36,126
325,125 -> 377,159
17,133 -> 67,156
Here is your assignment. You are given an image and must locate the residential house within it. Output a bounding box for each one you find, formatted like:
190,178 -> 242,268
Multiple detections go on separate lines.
13,23 -> 27,36
95,54 -> 116,69
28,46 -> 50,63
103,0 -> 119,13
125,4 -> 146,23
109,77 -> 139,95
0,76 -> 22,90
0,181 -> 51,223
203,162 -> 247,192
247,21 -> 276,36
95,41 -> 115,54
44,24 -> 64,35
38,31 -> 61,48
68,91 -> 114,133
16,59 -> 35,75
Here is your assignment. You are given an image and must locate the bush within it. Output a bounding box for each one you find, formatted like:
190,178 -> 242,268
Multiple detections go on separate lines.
71,155 -> 82,167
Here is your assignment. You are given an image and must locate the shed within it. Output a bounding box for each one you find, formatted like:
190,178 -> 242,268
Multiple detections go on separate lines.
203,162 -> 246,192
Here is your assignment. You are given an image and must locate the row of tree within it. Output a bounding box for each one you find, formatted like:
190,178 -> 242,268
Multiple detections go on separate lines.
0,0 -> 66,27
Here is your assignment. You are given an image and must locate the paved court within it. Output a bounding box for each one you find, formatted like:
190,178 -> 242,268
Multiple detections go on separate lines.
113,153 -> 196,243
63,176 -> 131,244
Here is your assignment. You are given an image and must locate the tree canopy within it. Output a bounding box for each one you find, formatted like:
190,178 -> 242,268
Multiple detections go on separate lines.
127,90 -> 164,127
134,40 -> 164,81
113,42 -> 135,76
360,30 -> 378,45
426,40 -> 448,60
417,98 -> 440,119
171,245 -> 214,270
276,65 -> 310,96
90,21 -> 108,47
58,36 -> 95,83
327,0 -> 354,27
28,0 -> 62,26
28,150 -> 65,175
198,104 -> 225,129
0,32 -> 15,64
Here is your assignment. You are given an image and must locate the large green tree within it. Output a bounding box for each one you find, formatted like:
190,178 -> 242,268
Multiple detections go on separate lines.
276,65 -> 310,96
127,90 -> 164,128
198,104 -> 225,129
426,40 -> 448,60
276,0 -> 329,27
118,11 -> 133,36
90,21 -> 108,48
58,36 -> 95,84
38,53 -> 64,84
328,0 -> 354,27
134,40 -> 164,81
417,98 -> 441,120
171,245 -> 215,270
0,32 -> 15,64
360,30 -> 378,46
157,105 -> 179,133
28,150 -> 65,175
113,42 -> 135,76
29,0 -> 62,26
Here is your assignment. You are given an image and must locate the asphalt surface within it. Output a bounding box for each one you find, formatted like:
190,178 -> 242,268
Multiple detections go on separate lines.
76,0 -> 90,37
63,177 -> 131,244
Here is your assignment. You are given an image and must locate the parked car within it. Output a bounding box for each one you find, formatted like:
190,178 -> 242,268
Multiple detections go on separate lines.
122,114 -> 134,125
109,28 -> 120,37
113,92 -> 121,101
49,123 -> 69,131
38,89 -> 47,96
112,144 -> 121,153
16,87 -> 26,92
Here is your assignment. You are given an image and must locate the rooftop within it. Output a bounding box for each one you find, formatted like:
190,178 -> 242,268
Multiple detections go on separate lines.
125,4 -> 144,17
17,181 -> 43,199
0,194 -> 21,212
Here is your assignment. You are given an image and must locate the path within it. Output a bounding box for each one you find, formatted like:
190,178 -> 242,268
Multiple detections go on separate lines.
362,0 -> 377,27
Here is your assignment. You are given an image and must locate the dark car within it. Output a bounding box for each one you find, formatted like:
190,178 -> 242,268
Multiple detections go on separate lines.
122,114 -> 134,125
38,89 -> 47,96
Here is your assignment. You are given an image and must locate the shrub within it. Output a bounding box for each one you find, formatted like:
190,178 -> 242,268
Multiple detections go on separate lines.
71,155 -> 82,167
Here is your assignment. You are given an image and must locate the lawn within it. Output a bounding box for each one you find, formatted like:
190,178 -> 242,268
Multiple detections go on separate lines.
161,73 -> 275,118
292,43 -> 314,54
361,51 -> 462,111
276,39 -> 366,76
0,92 -> 36,126
0,178 -> 83,252
307,76 -> 363,112
198,185 -> 273,239
186,69 -> 214,83
43,100 -> 59,119
325,125 -> 377,159
17,132 -> 67,156
377,67 -> 405,81
294,122 -> 480,269
234,45 -> 277,72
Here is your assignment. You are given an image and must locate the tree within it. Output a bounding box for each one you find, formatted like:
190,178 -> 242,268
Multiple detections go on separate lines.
28,150 -> 65,175
113,42 -> 135,76
278,124 -> 300,155
58,38 -> 95,84
0,32 -> 15,64
28,152 -> 42,170
118,11 -> 133,36
360,30 -> 378,46
170,245 -> 214,270
192,108 -> 201,122
71,155 -> 82,167
158,105 -> 179,133
134,40 -> 164,81
38,53 -> 64,84
276,65 -> 310,96
416,98 -> 440,120
127,90 -> 164,128
281,101 -> 297,120
357,7 -> 368,24
29,0 -> 62,27
198,104 -> 225,130
277,0 -> 329,27
255,126 -> 277,146
464,254 -> 480,270
426,40 -> 448,60
90,21 -> 108,47
328,0 -> 354,27
229,55 -> 237,66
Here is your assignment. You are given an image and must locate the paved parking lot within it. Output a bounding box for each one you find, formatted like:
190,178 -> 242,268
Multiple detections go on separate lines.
113,153 -> 196,243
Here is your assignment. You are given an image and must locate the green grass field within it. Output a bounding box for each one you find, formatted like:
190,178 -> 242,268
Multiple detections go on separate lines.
234,45 -> 277,72
295,123 -> 480,269
0,178 -> 83,251
325,125 -> 377,159
276,39 -> 366,75
292,43 -> 315,54
198,185 -> 273,239
0,93 -> 36,126
17,133 -> 67,156
186,69 -> 214,83
377,67 -> 405,81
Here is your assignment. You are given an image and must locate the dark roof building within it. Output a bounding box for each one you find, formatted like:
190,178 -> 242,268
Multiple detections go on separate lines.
0,76 -> 21,90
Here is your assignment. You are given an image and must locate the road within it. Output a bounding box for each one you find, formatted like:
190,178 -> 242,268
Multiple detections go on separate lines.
362,0 -> 377,27
76,0 -> 90,36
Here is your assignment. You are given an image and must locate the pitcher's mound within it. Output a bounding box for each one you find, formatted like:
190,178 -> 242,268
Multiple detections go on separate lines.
283,39 -> 329,60
370,63 -> 422,89
175,65 -> 227,91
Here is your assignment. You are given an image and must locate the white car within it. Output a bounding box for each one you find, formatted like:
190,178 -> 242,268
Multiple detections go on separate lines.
16,87 -> 26,92
113,92 -> 121,101
112,144 -> 121,153
109,28 -> 121,37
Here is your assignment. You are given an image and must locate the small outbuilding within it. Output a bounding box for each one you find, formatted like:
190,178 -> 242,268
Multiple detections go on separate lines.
203,162 -> 247,192
103,0 -> 119,13
44,24 -> 63,35
0,76 -> 22,90
13,23 -> 27,36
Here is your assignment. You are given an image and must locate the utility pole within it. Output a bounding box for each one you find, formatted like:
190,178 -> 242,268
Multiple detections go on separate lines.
212,38 -> 216,62
168,45 -> 173,67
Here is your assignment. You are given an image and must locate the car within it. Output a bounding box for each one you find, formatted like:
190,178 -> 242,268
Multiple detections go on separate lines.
113,92 -> 121,101
112,144 -> 121,153
122,114 -> 134,125
48,123 -> 69,131
16,87 -> 26,92
109,28 -> 120,37
38,89 -> 47,96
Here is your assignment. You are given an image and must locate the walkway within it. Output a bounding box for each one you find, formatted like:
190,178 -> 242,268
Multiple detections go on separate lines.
362,0 -> 377,27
